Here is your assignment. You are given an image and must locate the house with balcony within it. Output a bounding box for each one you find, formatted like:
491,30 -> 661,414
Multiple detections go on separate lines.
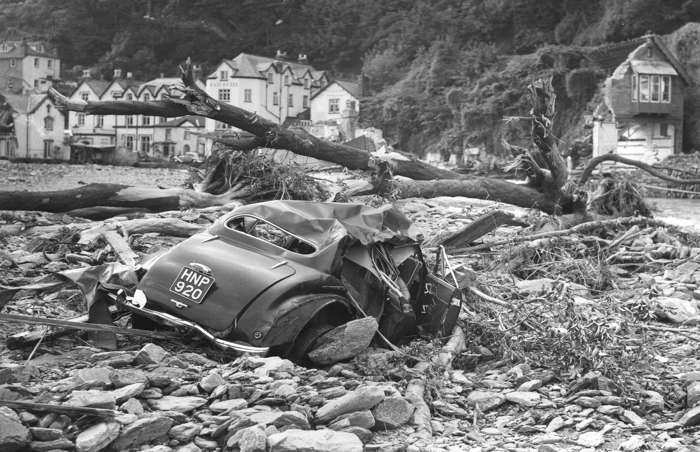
593,35 -> 692,164
309,80 -> 361,141
203,51 -> 329,151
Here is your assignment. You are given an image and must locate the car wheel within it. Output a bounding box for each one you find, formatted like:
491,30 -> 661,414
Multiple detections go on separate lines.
286,304 -> 349,365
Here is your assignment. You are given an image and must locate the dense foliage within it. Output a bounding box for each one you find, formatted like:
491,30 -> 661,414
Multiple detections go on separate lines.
2,0 -> 698,155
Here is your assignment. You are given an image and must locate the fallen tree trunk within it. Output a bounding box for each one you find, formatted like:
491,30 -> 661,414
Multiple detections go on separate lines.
0,183 -> 240,214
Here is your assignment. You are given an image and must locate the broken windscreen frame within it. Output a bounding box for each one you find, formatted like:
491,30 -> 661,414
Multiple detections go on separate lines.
225,215 -> 317,255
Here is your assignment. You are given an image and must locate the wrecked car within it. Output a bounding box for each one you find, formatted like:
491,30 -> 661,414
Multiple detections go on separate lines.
118,201 -> 465,362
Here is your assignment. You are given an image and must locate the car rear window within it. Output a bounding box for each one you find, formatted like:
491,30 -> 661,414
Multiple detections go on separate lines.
227,215 -> 316,255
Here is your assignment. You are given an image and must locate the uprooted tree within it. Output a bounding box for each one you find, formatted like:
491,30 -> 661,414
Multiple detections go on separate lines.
0,61 -> 686,217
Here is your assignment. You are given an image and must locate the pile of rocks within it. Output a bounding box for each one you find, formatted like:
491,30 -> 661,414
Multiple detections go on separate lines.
0,343 -> 418,452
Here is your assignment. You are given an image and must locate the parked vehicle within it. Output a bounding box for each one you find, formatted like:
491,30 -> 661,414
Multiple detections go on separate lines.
118,201 -> 465,362
174,152 -> 203,164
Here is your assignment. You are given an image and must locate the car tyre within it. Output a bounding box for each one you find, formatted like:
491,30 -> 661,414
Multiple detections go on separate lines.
286,305 -> 350,366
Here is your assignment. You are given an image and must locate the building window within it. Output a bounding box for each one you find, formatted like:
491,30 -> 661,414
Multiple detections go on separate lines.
9,58 -> 15,67
142,115 -> 151,126
631,74 -> 638,102
273,92 -> 279,105
140,135 -> 151,153
328,98 -> 339,114
81,92 -> 89,102
244,89 -> 252,103
304,78 -> 309,89
651,75 -> 660,102
43,140 -> 53,159
288,94 -> 293,107
111,91 -> 122,99
34,80 -> 38,88
303,95 -> 308,108
144,93 -> 150,102
184,131 -> 190,140
46,104 -> 51,114
659,123 -> 670,137
159,116 -> 167,124
165,128 -> 172,140
216,121 -> 230,129
96,115 -> 104,128
126,93 -> 133,101
284,75 -> 290,86
44,116 -> 54,131
126,115 -> 134,126
47,59 -> 52,68
639,75 -> 649,102
125,135 -> 134,151
77,113 -> 86,126
34,58 -> 39,68
267,72 -> 274,84
218,89 -> 230,101
220,70 -> 228,81
661,76 -> 671,102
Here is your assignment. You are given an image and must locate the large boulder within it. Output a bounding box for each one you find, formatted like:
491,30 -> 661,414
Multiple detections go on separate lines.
0,412 -> 30,452
75,421 -> 120,452
308,318 -> 378,365
267,429 -> 363,452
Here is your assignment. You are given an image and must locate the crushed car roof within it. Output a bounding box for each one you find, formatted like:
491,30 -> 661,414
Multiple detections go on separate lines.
224,200 -> 420,248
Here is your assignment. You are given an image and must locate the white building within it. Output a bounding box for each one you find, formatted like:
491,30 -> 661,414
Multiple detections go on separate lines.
0,93 -> 68,160
0,40 -> 61,94
310,80 -> 360,124
204,51 -> 329,151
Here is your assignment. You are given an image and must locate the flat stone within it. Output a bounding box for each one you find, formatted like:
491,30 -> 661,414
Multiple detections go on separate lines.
577,431 -> 605,447
29,427 -> 62,441
267,428 -> 363,452
199,373 -> 225,393
29,438 -> 75,451
112,416 -> 174,450
249,411 -> 310,430
169,422 -> 202,442
516,278 -> 556,295
620,409 -> 646,427
110,369 -> 148,388
249,356 -> 295,377
135,343 -> 169,365
620,435 -> 645,451
238,426 -> 267,452
315,386 -> 385,423
505,391 -> 541,407
598,405 -> 623,416
111,382 -> 146,404
372,397 -> 413,430
148,396 -> 207,413
641,390 -> 665,412
75,367 -> 112,388
209,398 -> 247,413
0,412 -> 30,452
64,390 -> 116,409
339,426 -> 372,444
120,398 -> 144,415
575,396 -> 601,408
545,416 -> 565,433
655,297 -> 700,323
679,405 -> 700,427
687,381 -> 700,408
328,410 -> 375,430
466,391 -> 506,411
308,318 -> 378,366
517,379 -> 542,392
75,421 -> 120,452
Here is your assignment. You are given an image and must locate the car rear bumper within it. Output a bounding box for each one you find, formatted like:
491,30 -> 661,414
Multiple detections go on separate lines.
121,289 -> 269,355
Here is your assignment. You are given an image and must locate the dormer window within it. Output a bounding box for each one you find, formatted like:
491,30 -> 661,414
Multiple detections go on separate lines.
81,92 -> 89,102
34,58 -> 39,68
284,75 -> 290,86
220,70 -> 228,81
633,74 -> 671,103
126,93 -> 134,101
267,72 -> 274,84
144,93 -> 150,102
304,78 -> 309,89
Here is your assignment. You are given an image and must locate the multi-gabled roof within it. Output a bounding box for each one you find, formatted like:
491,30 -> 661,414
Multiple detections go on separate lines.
210,53 -> 328,85
0,40 -> 59,59
2,93 -> 52,115
311,80 -> 362,100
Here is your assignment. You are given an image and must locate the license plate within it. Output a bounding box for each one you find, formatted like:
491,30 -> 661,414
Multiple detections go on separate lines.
169,266 -> 215,304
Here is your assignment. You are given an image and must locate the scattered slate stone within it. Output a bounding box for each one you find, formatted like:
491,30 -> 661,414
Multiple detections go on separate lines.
120,398 -> 145,415
148,396 -> 207,413
545,416 -> 565,433
249,411 -> 310,430
517,379 -> 542,392
328,410 -> 375,430
112,416 -> 174,450
75,421 -> 121,452
175,444 -> 201,452
466,391 -> 506,411
238,425 -> 267,452
135,343 -> 169,365
620,409 -> 646,427
620,435 -> 645,451
199,373 -> 224,393
577,431 -> 605,447
29,437 -> 74,451
140,388 -> 164,398
575,396 -> 601,408
679,405 -> 700,427
110,369 -> 148,388
249,356 -> 295,377
0,412 -> 31,452
372,397 -> 413,430
267,428 -> 363,452
655,297 -> 700,323
340,426 -> 372,444
505,391 -> 541,407
315,386 -> 385,423
641,390 -> 665,412
169,422 -> 202,443
29,427 -> 62,441
75,367 -> 112,388
308,318 -> 378,366
687,381 -> 700,408
209,398 -> 248,413
111,382 -> 146,404
64,390 -> 116,409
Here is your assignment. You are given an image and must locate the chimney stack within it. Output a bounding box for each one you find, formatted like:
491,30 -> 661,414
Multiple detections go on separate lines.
113,68 -> 122,79
298,53 -> 308,64
126,71 -> 133,79
275,49 -> 288,60
82,69 -> 91,79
